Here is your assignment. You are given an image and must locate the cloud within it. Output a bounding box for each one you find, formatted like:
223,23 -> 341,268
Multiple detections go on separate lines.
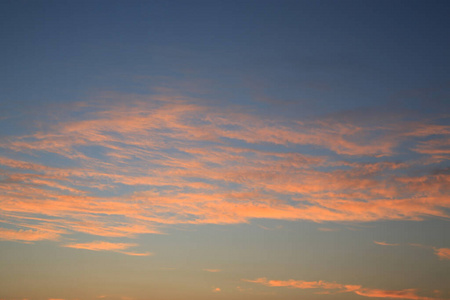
317,227 -> 340,232
374,241 -> 400,246
212,287 -> 221,293
0,97 -> 449,248
63,241 -> 151,256
244,278 -> 441,300
354,288 -> 436,300
203,269 -> 221,272
119,251 -> 152,256
64,241 -> 136,251
413,138 -> 450,162
433,248 -> 450,260
243,278 -> 348,290
0,227 -> 62,242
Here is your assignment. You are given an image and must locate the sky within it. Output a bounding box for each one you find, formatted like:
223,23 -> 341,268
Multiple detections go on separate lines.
0,1 -> 449,300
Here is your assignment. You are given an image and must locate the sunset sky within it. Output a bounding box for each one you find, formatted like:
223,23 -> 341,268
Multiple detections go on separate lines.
0,1 -> 449,300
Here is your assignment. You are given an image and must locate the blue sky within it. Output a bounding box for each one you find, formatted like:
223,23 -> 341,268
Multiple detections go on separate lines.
3,0 -> 449,109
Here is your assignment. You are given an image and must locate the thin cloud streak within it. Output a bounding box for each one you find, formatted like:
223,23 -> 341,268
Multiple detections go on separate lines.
63,241 -> 151,256
374,241 -> 400,246
0,227 -> 62,242
244,278 -> 443,300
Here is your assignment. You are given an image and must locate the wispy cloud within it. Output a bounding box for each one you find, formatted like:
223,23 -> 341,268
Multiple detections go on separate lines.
354,288 -> 439,300
374,241 -> 400,246
63,241 -> 151,256
244,277 -> 442,300
0,227 -> 62,242
433,248 -> 450,260
203,269 -> 221,272
0,96 -> 448,248
318,227 -> 340,232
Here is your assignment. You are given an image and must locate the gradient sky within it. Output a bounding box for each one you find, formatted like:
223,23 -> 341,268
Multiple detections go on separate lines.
1,1 -> 449,300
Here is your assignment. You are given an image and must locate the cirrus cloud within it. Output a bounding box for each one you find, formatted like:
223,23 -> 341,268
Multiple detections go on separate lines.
0,96 -> 448,250
63,241 -> 151,256
243,277 -> 442,300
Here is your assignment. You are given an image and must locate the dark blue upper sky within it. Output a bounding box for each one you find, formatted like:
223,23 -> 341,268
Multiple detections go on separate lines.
2,0 -> 449,115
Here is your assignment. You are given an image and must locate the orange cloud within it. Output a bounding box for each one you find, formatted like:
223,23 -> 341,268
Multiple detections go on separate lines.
244,278 -> 441,300
0,98 -> 449,249
203,269 -> 221,272
0,227 -> 61,242
243,278 -> 346,290
374,241 -> 400,246
355,288 -> 436,300
64,241 -> 138,251
433,248 -> 450,260
63,241 -> 151,256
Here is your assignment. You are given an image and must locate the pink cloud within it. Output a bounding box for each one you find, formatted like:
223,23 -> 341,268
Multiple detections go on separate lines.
355,288 -> 436,300
64,241 -> 137,251
374,241 -> 400,246
433,248 -> 450,260
244,278 -> 441,300
0,227 -> 61,242
0,98 -> 449,249
63,241 -> 151,256
243,278 -> 346,290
